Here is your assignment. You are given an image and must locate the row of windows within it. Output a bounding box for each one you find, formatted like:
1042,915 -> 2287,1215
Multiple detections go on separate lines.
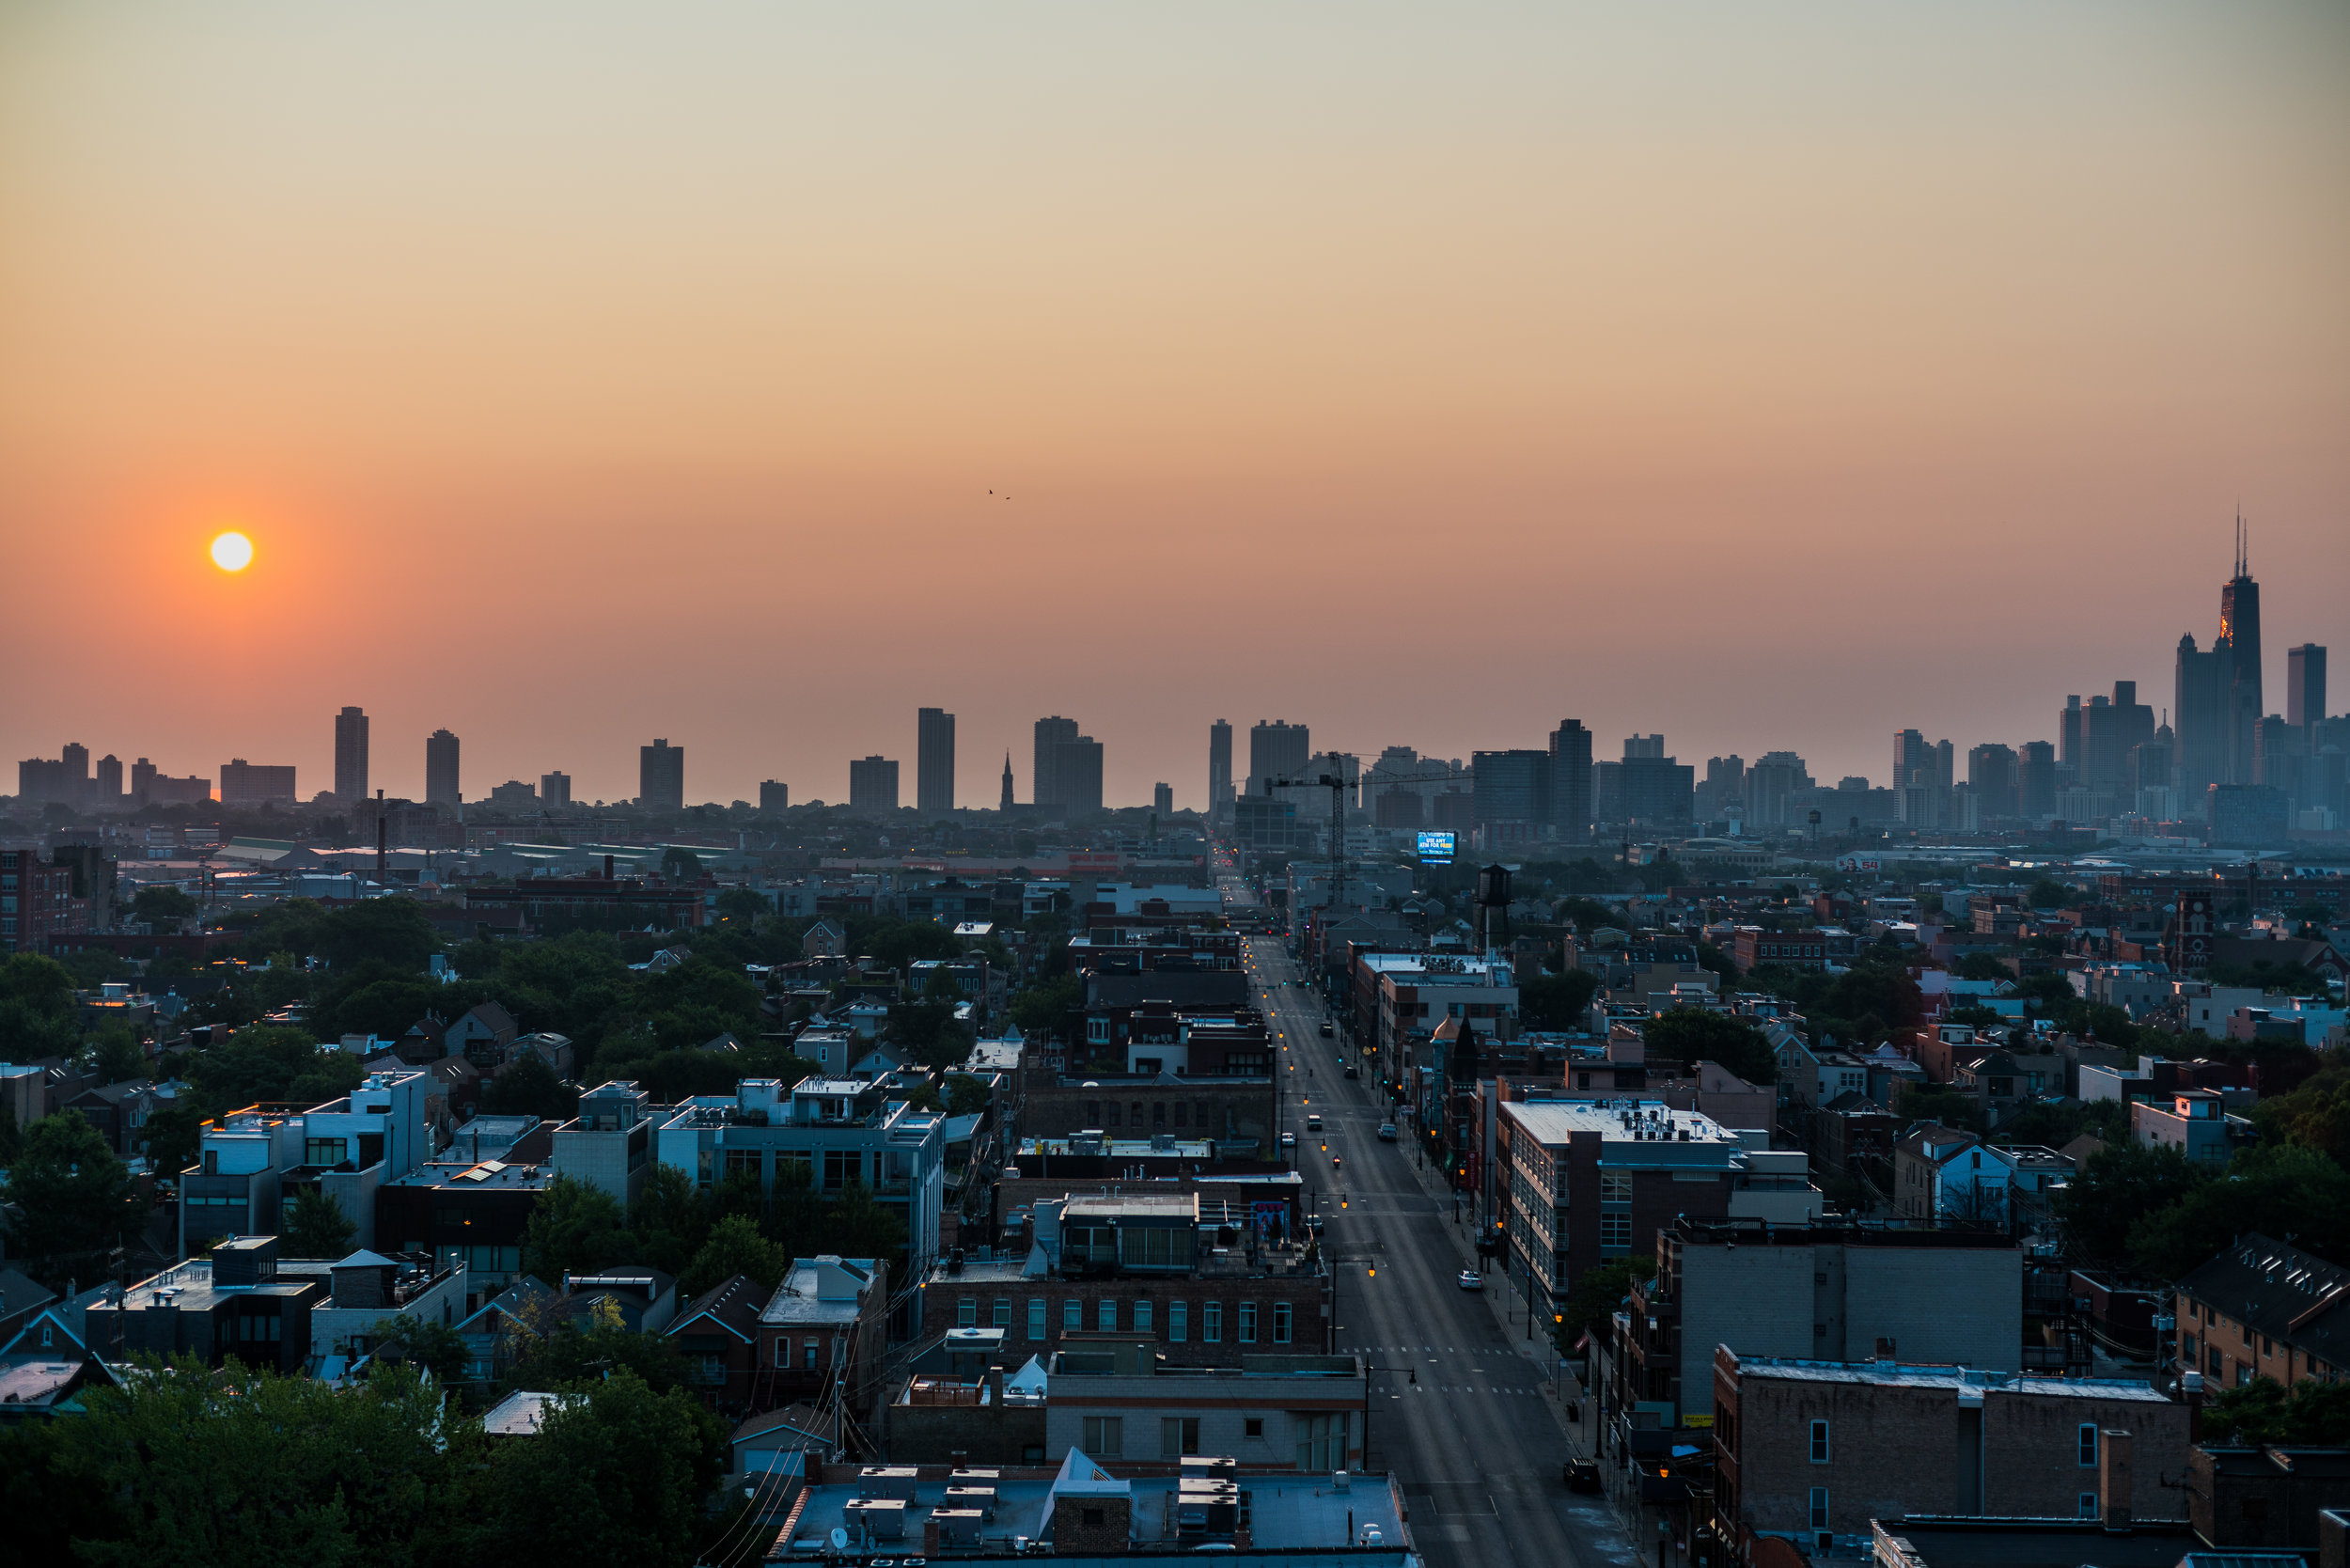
1078,1411 -> 1344,1468
1805,1419 -> 2099,1470
1081,1101 -> 1214,1129
956,1296 -> 1293,1344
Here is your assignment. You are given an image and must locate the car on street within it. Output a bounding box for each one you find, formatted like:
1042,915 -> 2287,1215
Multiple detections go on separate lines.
1305,1113 -> 1323,1133
1279,1132 -> 1297,1152
1377,1122 -> 1398,1141
1318,1020 -> 1333,1037
1343,1063 -> 1358,1079
1564,1459 -> 1601,1493
1457,1269 -> 1483,1292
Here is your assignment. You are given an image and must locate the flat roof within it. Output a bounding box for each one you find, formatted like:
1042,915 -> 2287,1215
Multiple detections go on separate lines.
1501,1098 -> 1744,1151
1730,1353 -> 2170,1402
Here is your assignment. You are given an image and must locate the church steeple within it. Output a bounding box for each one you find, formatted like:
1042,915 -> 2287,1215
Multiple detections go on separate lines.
999,751 -> 1015,813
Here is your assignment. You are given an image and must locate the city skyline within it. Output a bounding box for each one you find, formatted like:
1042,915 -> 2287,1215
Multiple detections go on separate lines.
12,532 -> 2338,817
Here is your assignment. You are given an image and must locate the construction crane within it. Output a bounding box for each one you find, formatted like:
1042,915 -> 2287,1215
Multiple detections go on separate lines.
1260,765 -> 1467,919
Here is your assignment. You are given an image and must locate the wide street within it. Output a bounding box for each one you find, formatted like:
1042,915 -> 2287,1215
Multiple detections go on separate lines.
1223,878 -> 1642,1568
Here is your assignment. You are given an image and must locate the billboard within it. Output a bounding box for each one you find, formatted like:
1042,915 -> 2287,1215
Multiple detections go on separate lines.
1417,830 -> 1457,865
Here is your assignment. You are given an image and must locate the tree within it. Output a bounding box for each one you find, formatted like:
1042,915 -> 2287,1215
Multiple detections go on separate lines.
1952,951 -> 2012,983
2052,1141 -> 2208,1267
505,1320 -> 697,1398
523,1174 -> 630,1286
2128,1145 -> 2350,1280
131,885 -> 198,927
659,846 -> 703,882
2254,1065 -> 2350,1166
1643,1008 -> 1776,1084
3,1109 -> 140,1287
1896,1083 -> 1985,1135
2204,1375 -> 2350,1447
314,897 -> 438,973
0,951 -> 81,1061
479,1054 -> 577,1121
2026,877 -> 2075,909
185,1023 -> 366,1115
712,887 -> 768,928
471,1368 -> 726,1568
81,1025 -> 149,1087
628,1162 -> 713,1280
1007,973 -> 1081,1043
281,1185 -> 359,1259
680,1214 -> 790,1298
945,1074 -> 995,1117
55,1359 -> 470,1568
1557,1255 -> 1657,1352
138,1100 -> 204,1182
368,1311 -> 471,1383
1520,969 -> 1600,1032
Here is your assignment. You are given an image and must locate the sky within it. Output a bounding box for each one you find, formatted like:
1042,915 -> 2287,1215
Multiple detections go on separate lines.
2,1 -> 2344,809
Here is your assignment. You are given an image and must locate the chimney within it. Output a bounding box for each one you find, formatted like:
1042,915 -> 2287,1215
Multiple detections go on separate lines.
923,1519 -> 940,1558
2181,1370 -> 2205,1445
2099,1429 -> 2133,1530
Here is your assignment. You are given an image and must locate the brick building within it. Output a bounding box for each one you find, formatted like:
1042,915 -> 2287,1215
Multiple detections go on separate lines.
2174,1233 -> 2350,1392
1020,1074 -> 1277,1151
1,848 -> 89,955
1711,1348 -> 2189,1554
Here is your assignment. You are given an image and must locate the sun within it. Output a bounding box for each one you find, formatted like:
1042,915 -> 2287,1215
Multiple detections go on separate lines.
210,531 -> 254,572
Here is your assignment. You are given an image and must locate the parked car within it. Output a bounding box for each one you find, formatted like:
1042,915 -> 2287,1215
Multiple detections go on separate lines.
1318,1020 -> 1334,1037
1564,1459 -> 1601,1493
1457,1270 -> 1483,1292
1343,1064 -> 1358,1079
1377,1122 -> 1398,1141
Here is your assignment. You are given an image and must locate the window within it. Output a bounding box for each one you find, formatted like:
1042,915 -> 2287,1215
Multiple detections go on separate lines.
804,1339 -> 819,1371
993,1298 -> 1011,1328
1162,1417 -> 1200,1457
2077,1424 -> 2098,1467
305,1137 -> 348,1167
1244,1418 -> 1263,1438
1809,1488 -> 1828,1529
1083,1416 -> 1123,1457
1239,1302 -> 1258,1343
1131,1102 -> 1144,1126
1273,1302 -> 1292,1343
1028,1299 -> 1047,1341
1599,1171 -> 1633,1203
1600,1213 -> 1633,1251
1169,1301 -> 1188,1342
1810,1419 -> 1829,1464
957,1298 -> 978,1328
1294,1412 -> 1349,1470
1134,1300 -> 1153,1333
1064,1299 -> 1082,1332
1153,1103 -> 1167,1128
1106,1102 -> 1120,1126
2079,1493 -> 2100,1521
1204,1302 -> 1223,1342
1098,1300 -> 1119,1332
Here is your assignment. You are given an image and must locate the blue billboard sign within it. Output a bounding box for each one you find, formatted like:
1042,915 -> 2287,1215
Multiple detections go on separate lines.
1417,830 -> 1457,865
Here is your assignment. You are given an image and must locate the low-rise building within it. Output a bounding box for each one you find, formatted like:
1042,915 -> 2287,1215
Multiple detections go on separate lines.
2173,1233 -> 2350,1392
86,1236 -> 325,1372
761,1254 -> 891,1418
1498,1099 -> 1818,1327
1712,1348 -> 2188,1555
923,1195 -> 1328,1369
2132,1089 -> 2250,1167
656,1078 -> 947,1278
1042,1333 -> 1366,1470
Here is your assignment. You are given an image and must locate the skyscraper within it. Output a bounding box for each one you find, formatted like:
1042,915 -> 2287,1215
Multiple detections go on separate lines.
1153,782 -> 1173,817
999,753 -> 1015,813
1208,720 -> 1233,816
334,706 -> 369,802
1966,744 -> 2019,819
1616,735 -> 1694,825
2019,741 -> 2058,819
758,779 -> 787,813
1033,716 -> 1079,808
542,771 -> 573,808
94,754 -> 123,807
2222,521 -> 2264,785
849,755 -> 899,814
1247,720 -> 1309,793
916,707 -> 956,814
1054,735 -> 1104,815
639,738 -> 684,812
1549,720 -> 1592,843
2288,644 -> 2327,734
426,729 -> 462,808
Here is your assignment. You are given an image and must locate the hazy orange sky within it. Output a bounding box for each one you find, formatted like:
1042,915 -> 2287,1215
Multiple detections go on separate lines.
3,2 -> 2344,809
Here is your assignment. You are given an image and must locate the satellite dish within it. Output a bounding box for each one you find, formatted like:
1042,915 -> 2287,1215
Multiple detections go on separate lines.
831,1528 -> 850,1550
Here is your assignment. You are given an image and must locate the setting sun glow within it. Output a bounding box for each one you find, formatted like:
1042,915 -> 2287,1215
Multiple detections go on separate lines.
209,531 -> 254,572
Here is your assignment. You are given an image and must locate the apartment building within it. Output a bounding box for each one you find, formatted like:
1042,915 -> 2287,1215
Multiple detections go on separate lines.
2174,1233 -> 2350,1391
656,1077 -> 948,1276
922,1195 -> 1329,1368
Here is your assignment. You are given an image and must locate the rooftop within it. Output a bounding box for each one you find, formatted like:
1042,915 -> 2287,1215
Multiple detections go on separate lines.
1725,1351 -> 2171,1402
1500,1098 -> 1745,1154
